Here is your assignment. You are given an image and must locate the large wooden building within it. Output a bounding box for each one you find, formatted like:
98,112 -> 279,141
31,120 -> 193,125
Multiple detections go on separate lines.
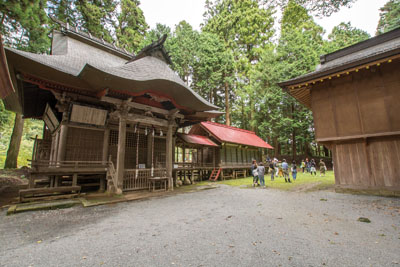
279,28 -> 400,196
0,22 -> 222,195
0,21 -> 273,198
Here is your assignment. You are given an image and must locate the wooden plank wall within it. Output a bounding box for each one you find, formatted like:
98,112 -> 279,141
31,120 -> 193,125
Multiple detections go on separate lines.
332,136 -> 400,190
312,61 -> 400,140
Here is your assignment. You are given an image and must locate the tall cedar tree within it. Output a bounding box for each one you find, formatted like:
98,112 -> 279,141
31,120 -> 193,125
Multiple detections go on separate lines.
203,0 -> 275,127
376,0 -> 400,35
0,0 -> 50,168
324,22 -> 370,53
116,0 -> 148,53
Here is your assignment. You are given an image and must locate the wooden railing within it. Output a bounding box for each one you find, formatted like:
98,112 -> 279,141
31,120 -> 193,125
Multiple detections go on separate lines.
174,162 -> 215,169
31,160 -> 109,170
123,168 -> 167,191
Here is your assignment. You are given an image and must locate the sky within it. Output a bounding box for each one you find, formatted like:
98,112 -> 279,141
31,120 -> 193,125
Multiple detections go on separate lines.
140,0 -> 390,38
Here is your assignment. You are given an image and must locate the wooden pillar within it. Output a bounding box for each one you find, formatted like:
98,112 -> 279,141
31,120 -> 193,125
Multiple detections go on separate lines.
166,123 -> 174,190
147,132 -> 152,168
57,124 -> 68,163
102,129 -> 110,163
116,117 -> 126,190
49,134 -> 56,164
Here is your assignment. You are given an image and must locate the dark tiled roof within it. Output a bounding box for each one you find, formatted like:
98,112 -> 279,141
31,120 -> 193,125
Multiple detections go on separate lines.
279,27 -> 400,87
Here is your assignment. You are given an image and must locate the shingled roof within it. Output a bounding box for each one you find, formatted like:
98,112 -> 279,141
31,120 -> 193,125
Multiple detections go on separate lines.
1,24 -> 219,114
278,27 -> 400,108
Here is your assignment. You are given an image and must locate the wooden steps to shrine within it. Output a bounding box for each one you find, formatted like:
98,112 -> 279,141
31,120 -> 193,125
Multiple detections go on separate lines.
19,186 -> 81,203
209,168 -> 221,181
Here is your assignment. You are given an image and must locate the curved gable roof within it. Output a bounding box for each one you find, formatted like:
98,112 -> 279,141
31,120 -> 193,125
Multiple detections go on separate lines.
2,30 -> 218,112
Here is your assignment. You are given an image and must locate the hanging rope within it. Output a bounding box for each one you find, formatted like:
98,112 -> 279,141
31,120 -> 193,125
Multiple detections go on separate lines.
135,124 -> 140,179
151,128 -> 155,177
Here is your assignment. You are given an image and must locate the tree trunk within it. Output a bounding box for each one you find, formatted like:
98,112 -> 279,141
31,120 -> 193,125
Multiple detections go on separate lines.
291,104 -> 296,160
4,113 -> 24,168
249,99 -> 255,132
273,136 -> 280,158
304,141 -> 310,157
224,79 -> 230,126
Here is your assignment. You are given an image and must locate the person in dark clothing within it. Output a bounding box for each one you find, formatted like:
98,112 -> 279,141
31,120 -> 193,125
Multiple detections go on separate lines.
282,159 -> 291,183
269,161 -> 275,181
257,162 -> 266,187
251,160 -> 259,187
310,159 -> 317,175
292,160 -> 297,181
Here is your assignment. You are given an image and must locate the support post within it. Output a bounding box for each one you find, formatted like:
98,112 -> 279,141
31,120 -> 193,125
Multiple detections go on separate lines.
102,129 -> 110,163
116,117 -> 126,191
57,124 -> 68,163
166,122 -> 174,190
147,132 -> 152,168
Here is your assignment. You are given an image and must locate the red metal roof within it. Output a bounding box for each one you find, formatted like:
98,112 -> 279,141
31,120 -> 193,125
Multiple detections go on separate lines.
178,133 -> 218,147
196,121 -> 273,149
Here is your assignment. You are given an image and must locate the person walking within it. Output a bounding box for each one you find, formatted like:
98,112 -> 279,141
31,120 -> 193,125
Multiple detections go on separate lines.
305,158 -> 310,173
251,160 -> 259,187
257,162 -> 266,187
301,160 -> 306,173
282,159 -> 291,183
319,159 -> 326,177
269,161 -> 275,181
310,159 -> 317,175
292,160 -> 297,181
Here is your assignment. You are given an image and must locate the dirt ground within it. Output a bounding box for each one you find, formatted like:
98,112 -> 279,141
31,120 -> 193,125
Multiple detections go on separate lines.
0,168 -> 29,207
1,185 -> 399,267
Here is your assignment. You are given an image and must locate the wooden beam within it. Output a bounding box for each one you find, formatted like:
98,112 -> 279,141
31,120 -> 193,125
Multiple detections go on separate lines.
125,113 -> 170,128
166,122 -> 174,190
116,117 -> 126,190
102,96 -> 184,119
316,130 -> 400,142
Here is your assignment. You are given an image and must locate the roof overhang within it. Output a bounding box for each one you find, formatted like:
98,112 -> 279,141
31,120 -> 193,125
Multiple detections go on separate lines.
0,35 -> 15,99
278,28 -> 400,109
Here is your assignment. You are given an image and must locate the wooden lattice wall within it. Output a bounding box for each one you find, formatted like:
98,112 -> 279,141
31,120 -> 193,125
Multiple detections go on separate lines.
65,127 -> 103,161
109,130 -> 149,168
154,137 -> 166,168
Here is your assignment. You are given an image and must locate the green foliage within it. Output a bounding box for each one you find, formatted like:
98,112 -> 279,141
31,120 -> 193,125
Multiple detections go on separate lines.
376,0 -> 400,35
275,0 -> 355,17
324,22 -> 370,53
0,0 -> 50,53
116,0 -> 149,53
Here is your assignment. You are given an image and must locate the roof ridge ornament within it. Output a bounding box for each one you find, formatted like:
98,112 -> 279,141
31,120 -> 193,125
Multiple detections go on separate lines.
127,34 -> 172,65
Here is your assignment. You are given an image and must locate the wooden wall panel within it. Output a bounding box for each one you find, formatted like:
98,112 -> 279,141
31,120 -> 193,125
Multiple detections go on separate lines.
333,141 -> 370,187
368,137 -> 400,188
333,81 -> 362,137
311,86 -> 336,139
380,62 -> 400,131
356,71 -> 390,134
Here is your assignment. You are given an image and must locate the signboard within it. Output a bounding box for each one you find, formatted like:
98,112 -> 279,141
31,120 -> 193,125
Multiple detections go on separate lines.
43,104 -> 59,132
70,104 -> 107,126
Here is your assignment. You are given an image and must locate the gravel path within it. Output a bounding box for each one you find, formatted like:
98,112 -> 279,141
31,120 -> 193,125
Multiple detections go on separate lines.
1,185 -> 399,267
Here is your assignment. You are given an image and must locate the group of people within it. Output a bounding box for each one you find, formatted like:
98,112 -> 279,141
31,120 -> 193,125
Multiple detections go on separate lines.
300,158 -> 327,176
251,158 -> 327,187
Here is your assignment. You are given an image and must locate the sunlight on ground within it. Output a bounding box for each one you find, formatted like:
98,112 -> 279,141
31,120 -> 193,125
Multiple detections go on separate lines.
215,171 -> 335,191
